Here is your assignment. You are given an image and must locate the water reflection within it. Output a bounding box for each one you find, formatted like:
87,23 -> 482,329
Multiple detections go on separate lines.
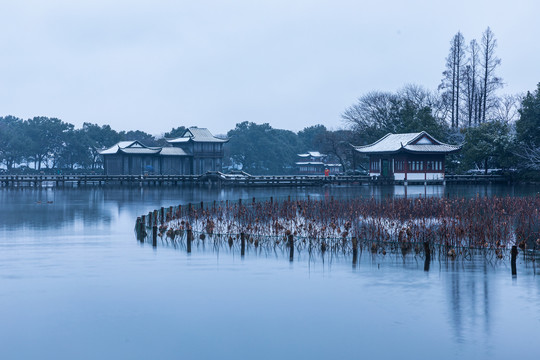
1,185 -> 539,360
1,184 -> 536,231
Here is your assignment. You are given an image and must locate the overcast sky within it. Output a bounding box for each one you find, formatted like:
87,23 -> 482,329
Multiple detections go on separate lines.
1,0 -> 539,136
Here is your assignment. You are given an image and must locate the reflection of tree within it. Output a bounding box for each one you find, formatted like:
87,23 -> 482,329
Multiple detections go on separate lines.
445,260 -> 492,344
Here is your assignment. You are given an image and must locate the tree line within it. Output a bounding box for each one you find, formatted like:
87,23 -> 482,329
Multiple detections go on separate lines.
1,27 -> 539,177
0,117 -> 187,172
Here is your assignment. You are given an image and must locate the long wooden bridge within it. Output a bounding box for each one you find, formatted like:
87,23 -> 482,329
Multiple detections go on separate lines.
0,172 -> 510,187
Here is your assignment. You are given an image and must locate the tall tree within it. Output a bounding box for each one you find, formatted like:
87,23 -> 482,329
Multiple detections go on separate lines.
341,90 -> 400,142
516,83 -> 540,148
480,27 -> 503,123
0,116 -> 29,170
342,85 -> 450,143
297,124 -> 327,150
440,32 -> 466,128
24,117 -> 72,170
462,120 -> 514,173
462,39 -> 481,126
226,122 -> 302,174
82,123 -> 122,169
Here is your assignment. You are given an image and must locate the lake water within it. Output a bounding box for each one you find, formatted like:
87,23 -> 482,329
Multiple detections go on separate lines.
1,185 -> 539,360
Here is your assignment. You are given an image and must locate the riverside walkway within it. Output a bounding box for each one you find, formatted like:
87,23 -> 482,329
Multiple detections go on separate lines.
0,172 -> 509,187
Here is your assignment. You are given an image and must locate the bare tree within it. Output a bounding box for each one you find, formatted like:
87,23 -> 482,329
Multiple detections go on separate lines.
516,145 -> 540,170
341,91 -> 399,136
493,93 -> 523,123
440,32 -> 466,128
480,27 -> 503,123
462,39 -> 481,126
398,84 -> 447,119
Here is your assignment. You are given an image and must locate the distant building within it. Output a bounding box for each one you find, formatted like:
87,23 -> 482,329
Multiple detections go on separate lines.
296,151 -> 341,175
99,127 -> 228,175
352,131 -> 460,181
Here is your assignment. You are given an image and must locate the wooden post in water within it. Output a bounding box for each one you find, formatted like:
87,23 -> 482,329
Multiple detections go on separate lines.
424,241 -> 431,272
352,237 -> 358,267
270,196 -> 273,204
511,245 -> 518,276
241,232 -> 246,257
288,234 -> 294,262
187,229 -> 193,253
152,225 -> 157,247
160,207 -> 164,224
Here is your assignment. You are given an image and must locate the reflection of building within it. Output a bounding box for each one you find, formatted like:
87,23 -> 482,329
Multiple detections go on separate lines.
353,132 -> 460,181
99,127 -> 228,175
296,151 -> 341,175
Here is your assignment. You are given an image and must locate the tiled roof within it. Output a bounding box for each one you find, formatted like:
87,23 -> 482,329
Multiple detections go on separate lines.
98,141 -> 140,155
160,147 -> 188,156
167,127 -> 228,144
353,131 -> 461,154
120,148 -> 161,155
99,141 -> 187,156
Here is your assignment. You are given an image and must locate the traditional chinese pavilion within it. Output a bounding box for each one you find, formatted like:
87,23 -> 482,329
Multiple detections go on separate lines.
99,127 -> 228,175
352,131 -> 460,181
296,151 -> 341,175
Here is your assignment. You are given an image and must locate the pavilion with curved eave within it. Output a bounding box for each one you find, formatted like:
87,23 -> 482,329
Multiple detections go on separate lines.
99,127 -> 228,175
352,131 -> 461,182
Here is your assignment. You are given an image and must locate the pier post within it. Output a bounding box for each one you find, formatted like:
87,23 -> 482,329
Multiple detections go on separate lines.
288,234 -> 294,262
241,232 -> 246,257
424,241 -> 431,272
352,237 -> 358,267
187,229 -> 193,253
160,207 -> 164,224
141,215 -> 146,239
511,245 -> 518,276
152,225 -> 157,247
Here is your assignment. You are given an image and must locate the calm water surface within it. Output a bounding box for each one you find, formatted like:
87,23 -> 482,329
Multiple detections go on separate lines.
0,185 -> 539,360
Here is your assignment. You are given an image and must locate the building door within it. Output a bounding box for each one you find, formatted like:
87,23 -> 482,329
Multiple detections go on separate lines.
382,159 -> 389,177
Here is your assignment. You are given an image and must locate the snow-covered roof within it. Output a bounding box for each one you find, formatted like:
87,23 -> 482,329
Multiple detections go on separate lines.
298,151 -> 325,158
98,141 -> 188,156
98,141 -> 161,155
166,127 -> 228,144
353,131 -> 461,154
296,162 -> 325,165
